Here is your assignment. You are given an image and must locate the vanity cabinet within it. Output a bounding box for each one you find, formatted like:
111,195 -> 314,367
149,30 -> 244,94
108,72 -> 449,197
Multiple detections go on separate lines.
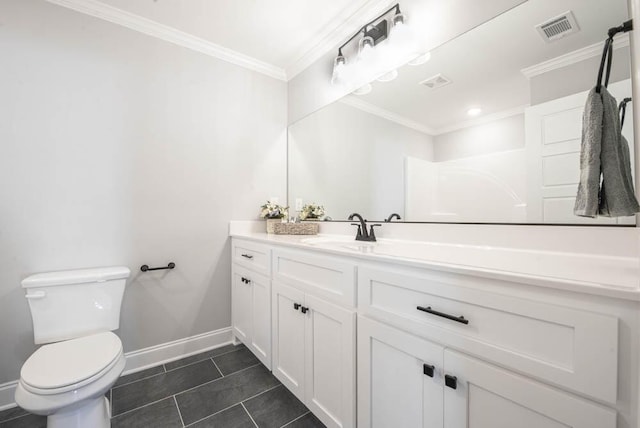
357,265 -> 618,404
230,234 -> 632,428
271,249 -> 357,428
359,316 -> 616,428
231,240 -> 272,369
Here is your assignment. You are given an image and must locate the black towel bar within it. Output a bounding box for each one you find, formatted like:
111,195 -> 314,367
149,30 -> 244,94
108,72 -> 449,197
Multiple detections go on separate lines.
140,263 -> 176,272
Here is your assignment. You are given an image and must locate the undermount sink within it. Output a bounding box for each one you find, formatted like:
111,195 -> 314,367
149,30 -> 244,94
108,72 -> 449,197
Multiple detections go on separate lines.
300,236 -> 354,245
301,236 -> 377,251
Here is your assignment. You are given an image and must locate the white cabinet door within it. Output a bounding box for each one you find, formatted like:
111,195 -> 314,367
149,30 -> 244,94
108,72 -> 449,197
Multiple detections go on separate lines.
232,266 -> 272,369
272,282 -> 306,401
443,349 -> 616,428
231,268 -> 252,344
304,294 -> 356,428
249,271 -> 271,368
358,316 -> 444,428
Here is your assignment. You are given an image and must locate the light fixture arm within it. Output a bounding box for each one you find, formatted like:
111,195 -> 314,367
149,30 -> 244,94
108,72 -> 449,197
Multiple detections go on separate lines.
337,3 -> 402,53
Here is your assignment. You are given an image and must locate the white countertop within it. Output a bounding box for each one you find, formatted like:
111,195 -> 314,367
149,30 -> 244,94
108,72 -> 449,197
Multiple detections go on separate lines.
230,224 -> 640,301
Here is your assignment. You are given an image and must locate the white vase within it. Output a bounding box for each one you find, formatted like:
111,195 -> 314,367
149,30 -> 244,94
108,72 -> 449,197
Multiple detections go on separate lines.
266,218 -> 282,234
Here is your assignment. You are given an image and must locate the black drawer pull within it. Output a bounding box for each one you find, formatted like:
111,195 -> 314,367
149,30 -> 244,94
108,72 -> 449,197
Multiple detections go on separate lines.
241,254 -> 254,259
241,277 -> 251,284
445,374 -> 457,389
423,364 -> 435,378
301,306 -> 309,314
417,306 -> 469,325
294,303 -> 301,310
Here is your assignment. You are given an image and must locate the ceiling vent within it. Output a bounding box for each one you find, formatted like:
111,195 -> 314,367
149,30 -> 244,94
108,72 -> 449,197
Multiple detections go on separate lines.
419,74 -> 451,90
536,11 -> 579,42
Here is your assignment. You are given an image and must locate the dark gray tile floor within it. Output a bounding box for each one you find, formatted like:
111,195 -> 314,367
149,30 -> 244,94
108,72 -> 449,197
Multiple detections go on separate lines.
0,343 -> 325,428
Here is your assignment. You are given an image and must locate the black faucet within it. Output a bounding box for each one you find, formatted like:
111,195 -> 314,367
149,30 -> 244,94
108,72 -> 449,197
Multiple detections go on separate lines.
348,213 -> 381,242
385,213 -> 402,222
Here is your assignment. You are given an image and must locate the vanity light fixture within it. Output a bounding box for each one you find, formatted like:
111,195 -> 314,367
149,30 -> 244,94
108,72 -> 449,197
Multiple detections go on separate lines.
332,3 -> 417,89
467,107 -> 482,116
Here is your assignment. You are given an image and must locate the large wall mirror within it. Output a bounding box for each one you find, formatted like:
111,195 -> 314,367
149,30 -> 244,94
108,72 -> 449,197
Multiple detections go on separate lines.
288,0 -> 636,225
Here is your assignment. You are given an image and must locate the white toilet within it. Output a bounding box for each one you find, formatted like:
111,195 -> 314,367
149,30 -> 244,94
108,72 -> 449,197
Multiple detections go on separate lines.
14,266 -> 131,428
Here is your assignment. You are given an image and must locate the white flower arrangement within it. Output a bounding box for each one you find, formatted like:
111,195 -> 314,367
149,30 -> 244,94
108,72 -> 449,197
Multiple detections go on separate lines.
300,203 -> 326,220
260,201 -> 289,219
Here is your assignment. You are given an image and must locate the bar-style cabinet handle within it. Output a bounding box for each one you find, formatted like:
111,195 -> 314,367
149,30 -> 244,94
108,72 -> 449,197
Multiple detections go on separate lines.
417,306 -> 469,325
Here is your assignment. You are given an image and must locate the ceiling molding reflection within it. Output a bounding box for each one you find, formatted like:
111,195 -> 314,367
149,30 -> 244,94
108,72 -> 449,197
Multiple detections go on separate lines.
521,33 -> 629,79
340,96 -> 436,136
433,105 -> 528,136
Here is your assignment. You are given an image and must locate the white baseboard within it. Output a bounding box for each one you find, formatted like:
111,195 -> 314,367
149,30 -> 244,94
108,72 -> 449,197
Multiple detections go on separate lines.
0,381 -> 19,412
0,327 -> 233,411
121,327 -> 233,375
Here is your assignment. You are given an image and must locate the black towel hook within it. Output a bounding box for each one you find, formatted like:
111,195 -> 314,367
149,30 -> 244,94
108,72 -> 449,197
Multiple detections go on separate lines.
596,19 -> 633,94
619,97 -> 632,130
596,38 -> 613,93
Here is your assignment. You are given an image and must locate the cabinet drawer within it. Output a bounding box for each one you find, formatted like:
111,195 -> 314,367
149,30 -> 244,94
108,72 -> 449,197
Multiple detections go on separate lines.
272,248 -> 356,307
232,239 -> 271,276
358,266 -> 618,404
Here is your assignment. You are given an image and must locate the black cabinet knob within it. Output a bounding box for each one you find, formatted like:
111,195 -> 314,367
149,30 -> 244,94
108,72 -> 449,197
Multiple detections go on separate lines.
423,364 -> 435,378
301,306 -> 309,314
293,303 -> 301,310
241,277 -> 251,284
445,374 -> 457,390
241,254 -> 254,259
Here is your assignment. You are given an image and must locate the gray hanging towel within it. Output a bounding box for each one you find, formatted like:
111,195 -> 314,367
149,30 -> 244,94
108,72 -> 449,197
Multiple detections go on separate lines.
574,87 -> 603,218
598,87 -> 639,216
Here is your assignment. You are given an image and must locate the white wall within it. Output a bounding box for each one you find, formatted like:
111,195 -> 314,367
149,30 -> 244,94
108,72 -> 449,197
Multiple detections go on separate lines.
0,0 -> 287,383
288,100 -> 433,221
433,114 -> 525,162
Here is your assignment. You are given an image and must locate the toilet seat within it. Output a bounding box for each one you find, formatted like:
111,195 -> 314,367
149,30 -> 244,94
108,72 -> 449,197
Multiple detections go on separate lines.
20,332 -> 123,395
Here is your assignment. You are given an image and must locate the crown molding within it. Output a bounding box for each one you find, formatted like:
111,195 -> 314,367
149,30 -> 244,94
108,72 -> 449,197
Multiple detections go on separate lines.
521,33 -> 630,79
432,105 -> 528,136
285,0 -> 395,80
340,95 -> 436,135
45,0 -> 287,81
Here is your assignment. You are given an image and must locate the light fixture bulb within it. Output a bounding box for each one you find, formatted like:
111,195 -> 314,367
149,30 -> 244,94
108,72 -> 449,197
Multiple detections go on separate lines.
377,69 -> 398,82
393,12 -> 405,26
331,55 -> 346,85
358,36 -> 375,60
467,107 -> 482,116
352,83 -> 372,95
408,51 -> 431,66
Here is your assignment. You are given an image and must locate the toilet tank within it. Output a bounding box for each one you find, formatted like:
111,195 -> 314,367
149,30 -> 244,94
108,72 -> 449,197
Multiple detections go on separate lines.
22,266 -> 131,344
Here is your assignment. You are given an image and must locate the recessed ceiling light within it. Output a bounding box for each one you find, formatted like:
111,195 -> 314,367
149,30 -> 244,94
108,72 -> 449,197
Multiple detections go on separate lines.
377,69 -> 398,82
408,52 -> 431,66
353,83 -> 372,95
467,107 -> 482,116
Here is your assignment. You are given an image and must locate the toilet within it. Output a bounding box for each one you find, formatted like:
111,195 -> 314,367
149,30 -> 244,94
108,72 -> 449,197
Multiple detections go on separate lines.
14,266 -> 131,428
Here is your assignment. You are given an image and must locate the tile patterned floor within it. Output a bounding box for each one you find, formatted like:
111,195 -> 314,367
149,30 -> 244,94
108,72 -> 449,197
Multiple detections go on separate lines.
0,344 -> 325,428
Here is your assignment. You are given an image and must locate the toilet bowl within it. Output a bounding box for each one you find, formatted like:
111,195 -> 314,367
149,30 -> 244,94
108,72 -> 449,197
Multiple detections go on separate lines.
15,332 -> 126,428
15,266 -> 130,428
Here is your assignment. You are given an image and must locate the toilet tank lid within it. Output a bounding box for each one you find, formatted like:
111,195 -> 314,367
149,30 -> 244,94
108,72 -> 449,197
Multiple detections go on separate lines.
22,266 -> 131,288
